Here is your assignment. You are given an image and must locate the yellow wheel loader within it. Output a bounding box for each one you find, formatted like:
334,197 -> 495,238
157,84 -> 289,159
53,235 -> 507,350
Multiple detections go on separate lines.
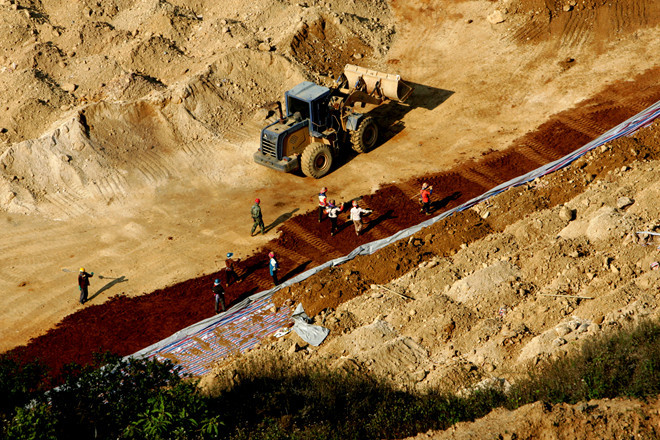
254,64 -> 413,179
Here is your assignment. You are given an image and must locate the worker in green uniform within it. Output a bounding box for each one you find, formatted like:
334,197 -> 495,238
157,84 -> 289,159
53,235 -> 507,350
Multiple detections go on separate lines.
251,198 -> 265,236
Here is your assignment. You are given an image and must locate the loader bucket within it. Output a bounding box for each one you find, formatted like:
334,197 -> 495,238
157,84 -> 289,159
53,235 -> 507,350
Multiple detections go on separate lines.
343,64 -> 414,102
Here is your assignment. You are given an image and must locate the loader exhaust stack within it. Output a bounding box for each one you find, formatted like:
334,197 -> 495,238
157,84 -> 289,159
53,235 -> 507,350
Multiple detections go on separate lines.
264,101 -> 285,123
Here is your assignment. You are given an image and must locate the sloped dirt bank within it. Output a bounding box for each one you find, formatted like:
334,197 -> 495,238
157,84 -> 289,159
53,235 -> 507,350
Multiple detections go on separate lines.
210,119 -> 660,439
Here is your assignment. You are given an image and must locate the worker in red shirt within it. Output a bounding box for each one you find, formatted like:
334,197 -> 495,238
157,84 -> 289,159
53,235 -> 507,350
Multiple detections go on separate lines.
419,183 -> 433,215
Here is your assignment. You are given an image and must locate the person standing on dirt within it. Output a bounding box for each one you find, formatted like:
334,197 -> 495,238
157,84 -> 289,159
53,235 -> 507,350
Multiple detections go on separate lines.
251,198 -> 265,236
318,187 -> 328,223
225,252 -> 240,286
268,251 -> 279,286
419,182 -> 433,215
325,199 -> 343,236
349,200 -> 372,236
78,267 -> 94,305
212,279 -> 226,314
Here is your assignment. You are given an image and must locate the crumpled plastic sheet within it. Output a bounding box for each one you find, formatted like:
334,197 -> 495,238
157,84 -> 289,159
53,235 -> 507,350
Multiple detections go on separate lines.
291,303 -> 330,347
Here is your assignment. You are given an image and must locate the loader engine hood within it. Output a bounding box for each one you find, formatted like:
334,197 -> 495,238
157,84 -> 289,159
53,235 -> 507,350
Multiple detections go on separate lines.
260,119 -> 308,159
259,81 -> 331,158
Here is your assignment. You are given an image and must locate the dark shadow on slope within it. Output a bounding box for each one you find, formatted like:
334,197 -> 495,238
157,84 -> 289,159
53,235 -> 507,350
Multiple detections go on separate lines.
266,208 -> 299,233
89,276 -> 128,302
430,191 -> 462,213
362,209 -> 396,235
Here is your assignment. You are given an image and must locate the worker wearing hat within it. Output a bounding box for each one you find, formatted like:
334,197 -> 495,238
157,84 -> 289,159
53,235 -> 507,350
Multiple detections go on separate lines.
225,252 -> 239,286
250,198 -> 265,236
78,267 -> 94,304
268,251 -> 279,286
349,200 -> 372,236
318,187 -> 328,223
212,279 -> 226,314
325,199 -> 344,236
419,182 -> 433,215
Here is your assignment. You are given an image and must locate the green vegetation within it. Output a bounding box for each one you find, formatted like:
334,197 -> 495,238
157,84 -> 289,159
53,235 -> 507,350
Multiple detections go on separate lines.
0,354 -> 48,422
3,319 -> 660,439
214,358 -> 504,439
1,353 -> 219,440
507,319 -> 660,407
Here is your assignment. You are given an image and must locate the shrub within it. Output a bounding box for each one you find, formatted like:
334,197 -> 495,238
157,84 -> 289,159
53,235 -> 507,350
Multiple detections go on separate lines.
2,352 -> 220,440
0,355 -> 47,421
214,356 -> 505,439
5,403 -> 57,440
507,319 -> 660,408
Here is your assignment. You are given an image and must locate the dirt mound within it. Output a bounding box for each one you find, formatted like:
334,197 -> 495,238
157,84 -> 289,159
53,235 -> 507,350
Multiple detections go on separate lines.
289,17 -> 374,77
499,0 -> 660,49
0,0 -> 395,149
405,397 -> 660,439
0,49 -> 307,219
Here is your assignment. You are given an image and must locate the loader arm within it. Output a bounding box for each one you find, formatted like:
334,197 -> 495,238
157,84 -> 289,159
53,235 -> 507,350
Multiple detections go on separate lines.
339,90 -> 385,131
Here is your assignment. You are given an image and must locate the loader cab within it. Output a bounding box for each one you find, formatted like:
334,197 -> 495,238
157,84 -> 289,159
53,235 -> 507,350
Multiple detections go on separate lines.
284,82 -> 332,134
255,82 -> 332,172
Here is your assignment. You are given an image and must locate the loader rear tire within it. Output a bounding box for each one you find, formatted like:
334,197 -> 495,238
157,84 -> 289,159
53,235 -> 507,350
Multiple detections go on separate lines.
351,116 -> 378,153
301,142 -> 333,179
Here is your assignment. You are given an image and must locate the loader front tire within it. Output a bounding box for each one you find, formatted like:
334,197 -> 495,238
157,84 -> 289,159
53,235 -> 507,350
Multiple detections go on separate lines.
351,116 -> 378,154
301,142 -> 333,179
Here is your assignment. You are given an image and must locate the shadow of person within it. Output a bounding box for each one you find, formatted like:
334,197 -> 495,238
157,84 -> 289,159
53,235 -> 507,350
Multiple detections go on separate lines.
241,258 -> 269,282
429,191 -> 461,213
88,275 -> 128,302
232,286 -> 258,305
362,209 -> 395,234
265,208 -> 299,233
336,218 -> 355,234
279,260 -> 312,284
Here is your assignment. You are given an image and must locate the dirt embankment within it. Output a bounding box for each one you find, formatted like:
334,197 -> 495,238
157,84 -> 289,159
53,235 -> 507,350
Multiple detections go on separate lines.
218,119 -> 660,439
406,397 -> 660,439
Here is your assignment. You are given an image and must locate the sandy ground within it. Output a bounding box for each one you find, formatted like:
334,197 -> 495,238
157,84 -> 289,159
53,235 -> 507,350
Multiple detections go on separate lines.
1,0 -> 659,354
3,1 -> 660,437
